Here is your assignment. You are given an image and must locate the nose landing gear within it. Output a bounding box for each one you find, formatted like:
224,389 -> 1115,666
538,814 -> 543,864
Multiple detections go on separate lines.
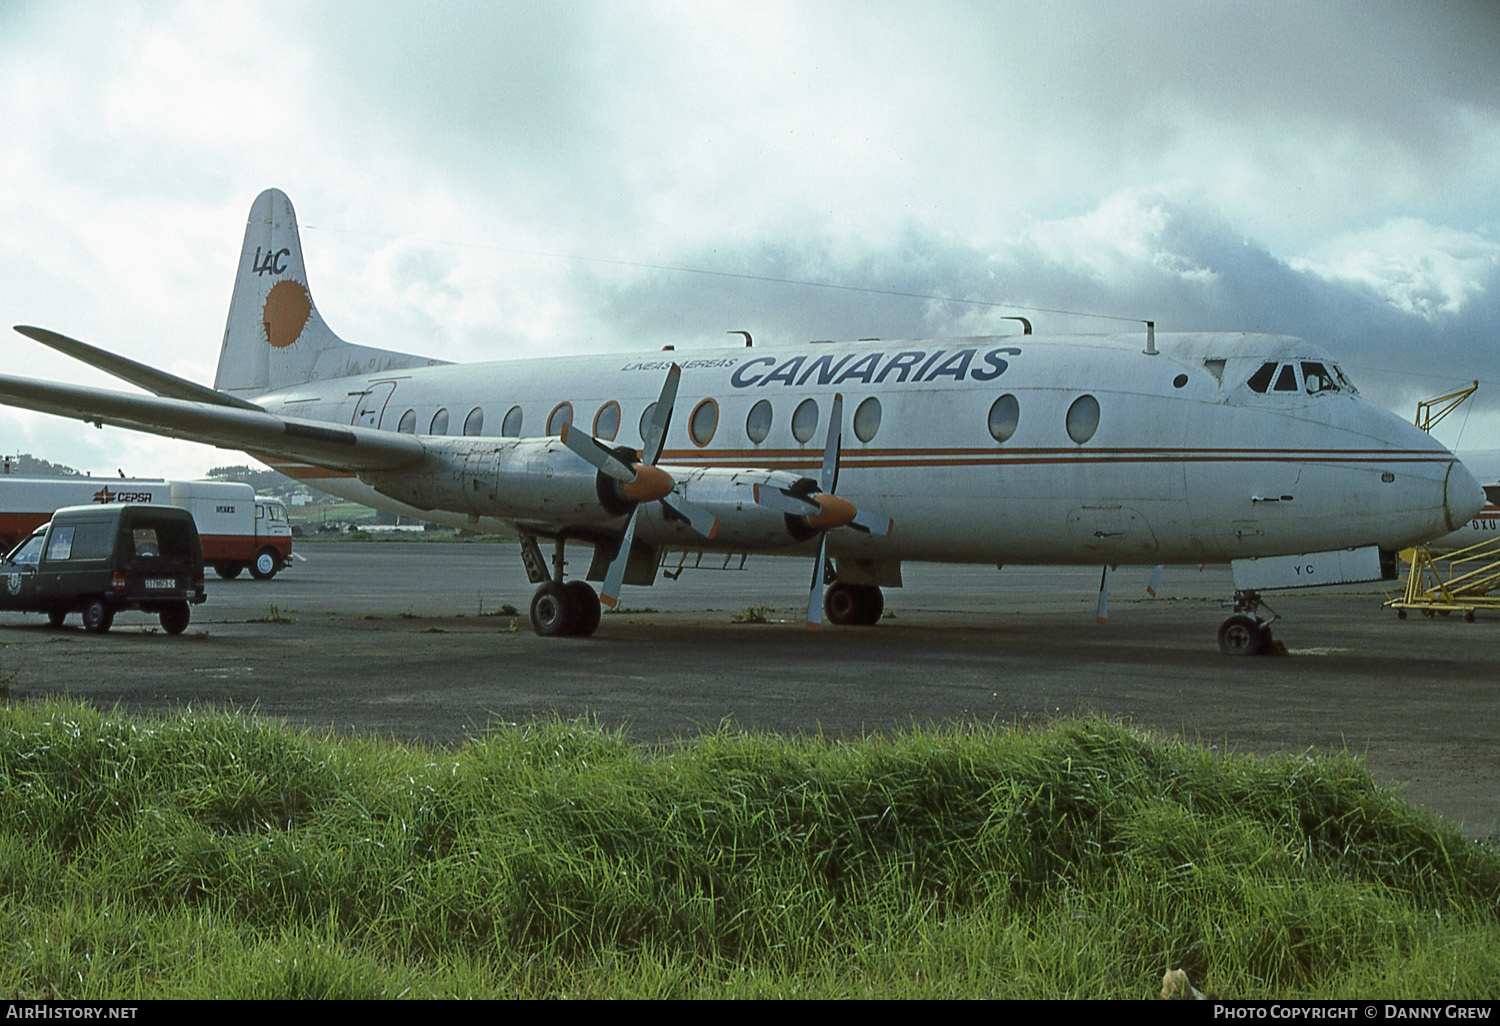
1218,590 -> 1284,656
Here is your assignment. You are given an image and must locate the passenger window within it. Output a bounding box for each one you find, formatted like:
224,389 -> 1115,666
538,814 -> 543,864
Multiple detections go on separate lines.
1246,363 -> 1276,393
593,401 -> 621,441
746,399 -> 772,444
397,409 -> 417,433
987,394 -> 1020,443
501,406 -> 522,437
689,398 -> 719,447
853,397 -> 882,442
1272,365 -> 1299,392
1066,395 -> 1100,444
429,408 -> 449,434
464,407 -> 485,436
791,399 -> 819,443
546,403 -> 573,436
1301,362 -> 1338,395
45,526 -> 76,561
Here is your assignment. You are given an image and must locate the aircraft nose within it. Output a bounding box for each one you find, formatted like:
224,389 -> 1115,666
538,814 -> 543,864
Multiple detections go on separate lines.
1444,456 -> 1486,531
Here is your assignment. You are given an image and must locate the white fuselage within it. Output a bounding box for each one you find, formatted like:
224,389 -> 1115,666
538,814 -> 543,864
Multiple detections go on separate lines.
246,330 -> 1476,567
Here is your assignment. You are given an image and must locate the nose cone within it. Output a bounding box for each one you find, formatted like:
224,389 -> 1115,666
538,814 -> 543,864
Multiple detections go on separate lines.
1444,457 -> 1487,531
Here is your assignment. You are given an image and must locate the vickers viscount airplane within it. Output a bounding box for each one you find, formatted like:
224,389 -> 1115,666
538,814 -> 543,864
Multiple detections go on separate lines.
1,189 -> 1486,652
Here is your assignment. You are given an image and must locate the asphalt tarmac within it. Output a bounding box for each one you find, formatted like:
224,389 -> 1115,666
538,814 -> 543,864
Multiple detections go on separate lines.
2,539 -> 1497,840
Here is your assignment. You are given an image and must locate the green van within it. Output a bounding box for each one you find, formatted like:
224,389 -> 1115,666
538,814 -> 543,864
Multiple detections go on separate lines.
0,504 -> 207,633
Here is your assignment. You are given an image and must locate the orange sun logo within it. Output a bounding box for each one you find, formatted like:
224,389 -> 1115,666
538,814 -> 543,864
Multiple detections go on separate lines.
263,279 -> 311,348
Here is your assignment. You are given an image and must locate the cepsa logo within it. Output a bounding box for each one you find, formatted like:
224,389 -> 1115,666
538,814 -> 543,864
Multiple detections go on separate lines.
92,487 -> 156,504
723,346 -> 1022,389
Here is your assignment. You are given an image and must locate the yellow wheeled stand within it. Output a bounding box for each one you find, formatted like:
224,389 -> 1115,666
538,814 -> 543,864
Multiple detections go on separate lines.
1385,539 -> 1500,622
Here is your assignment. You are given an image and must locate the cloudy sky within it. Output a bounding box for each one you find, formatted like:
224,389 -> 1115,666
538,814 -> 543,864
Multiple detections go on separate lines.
2,0 -> 1498,478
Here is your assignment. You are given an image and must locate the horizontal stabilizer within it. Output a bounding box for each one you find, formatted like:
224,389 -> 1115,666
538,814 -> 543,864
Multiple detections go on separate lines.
0,372 -> 426,473
14,325 -> 263,411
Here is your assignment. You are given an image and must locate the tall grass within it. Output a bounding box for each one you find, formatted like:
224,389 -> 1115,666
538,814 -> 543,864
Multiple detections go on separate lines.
1,699 -> 1496,998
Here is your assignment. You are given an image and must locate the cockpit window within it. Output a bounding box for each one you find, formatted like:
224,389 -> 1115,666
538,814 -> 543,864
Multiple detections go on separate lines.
1272,364 -> 1299,392
1246,362 -> 1276,393
1301,362 -> 1339,395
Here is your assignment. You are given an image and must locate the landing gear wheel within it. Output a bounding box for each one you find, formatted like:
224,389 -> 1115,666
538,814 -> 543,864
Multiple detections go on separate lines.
1217,614 -> 1263,656
159,601 -> 191,635
565,581 -> 601,637
825,582 -> 860,625
530,582 -> 575,637
46,608 -> 67,628
824,583 -> 884,626
250,548 -> 280,580
82,599 -> 114,634
215,563 -> 244,580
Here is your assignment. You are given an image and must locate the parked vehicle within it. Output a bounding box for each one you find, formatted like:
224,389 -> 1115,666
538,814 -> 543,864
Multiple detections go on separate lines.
1,504 -> 206,633
0,477 -> 291,579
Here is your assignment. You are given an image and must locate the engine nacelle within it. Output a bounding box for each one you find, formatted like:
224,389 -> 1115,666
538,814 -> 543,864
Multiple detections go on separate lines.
633,465 -> 818,550
363,441 -> 830,550
362,437 -> 625,527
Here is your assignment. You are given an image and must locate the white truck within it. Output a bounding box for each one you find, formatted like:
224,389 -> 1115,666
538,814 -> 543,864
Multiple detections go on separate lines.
0,477 -> 292,579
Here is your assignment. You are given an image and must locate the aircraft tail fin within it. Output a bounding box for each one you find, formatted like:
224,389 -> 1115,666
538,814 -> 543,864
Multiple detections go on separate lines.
215,189 -> 443,397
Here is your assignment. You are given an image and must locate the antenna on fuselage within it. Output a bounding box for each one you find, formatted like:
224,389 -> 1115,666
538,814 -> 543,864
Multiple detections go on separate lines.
1001,316 -> 1032,334
728,330 -> 753,347
1143,320 -> 1157,356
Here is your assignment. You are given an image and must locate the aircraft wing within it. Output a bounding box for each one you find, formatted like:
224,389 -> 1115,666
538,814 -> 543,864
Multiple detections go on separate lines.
0,372 -> 426,472
14,325 -> 263,410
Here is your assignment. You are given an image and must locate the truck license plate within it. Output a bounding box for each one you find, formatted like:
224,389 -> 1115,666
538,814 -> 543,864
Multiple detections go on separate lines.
145,578 -> 175,589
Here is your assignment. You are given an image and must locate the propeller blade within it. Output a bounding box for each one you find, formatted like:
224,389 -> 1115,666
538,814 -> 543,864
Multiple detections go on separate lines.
600,506 -> 641,609
820,393 -> 843,493
753,483 -> 821,517
807,533 -> 830,631
661,492 -> 721,539
560,422 -> 635,482
641,363 -> 681,464
1146,564 -> 1164,598
1096,565 -> 1112,624
848,508 -> 894,537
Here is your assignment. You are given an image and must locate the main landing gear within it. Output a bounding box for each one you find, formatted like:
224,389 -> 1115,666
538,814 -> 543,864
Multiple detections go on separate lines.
1217,590 -> 1284,656
530,580 -> 602,637
823,581 -> 884,626
524,535 -> 603,638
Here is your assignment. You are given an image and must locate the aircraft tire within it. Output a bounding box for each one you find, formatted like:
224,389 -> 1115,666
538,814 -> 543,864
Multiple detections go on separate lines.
530,582 -> 575,637
159,601 -> 191,635
250,548 -> 280,580
824,582 -> 860,625
826,583 -> 884,626
82,599 -> 114,634
215,563 -> 244,580
1217,614 -> 1263,656
564,581 -> 601,637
